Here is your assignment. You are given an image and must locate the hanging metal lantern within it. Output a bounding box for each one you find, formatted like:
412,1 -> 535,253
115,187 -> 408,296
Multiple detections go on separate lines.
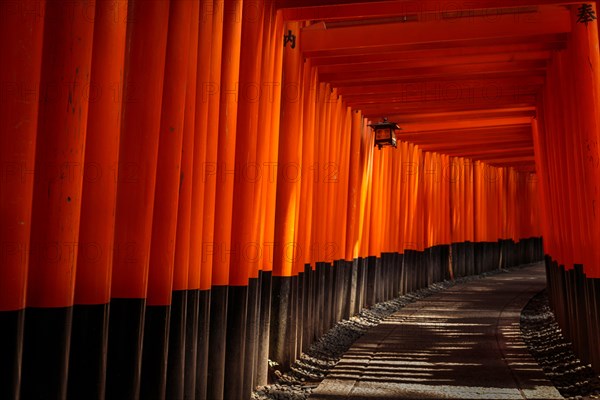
368,118 -> 400,150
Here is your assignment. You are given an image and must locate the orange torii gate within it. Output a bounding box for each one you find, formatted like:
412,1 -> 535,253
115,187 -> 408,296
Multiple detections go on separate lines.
0,1 -> 598,400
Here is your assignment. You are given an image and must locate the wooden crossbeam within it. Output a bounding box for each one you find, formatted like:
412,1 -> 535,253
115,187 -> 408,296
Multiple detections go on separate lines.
301,6 -> 571,55
281,0 -> 581,22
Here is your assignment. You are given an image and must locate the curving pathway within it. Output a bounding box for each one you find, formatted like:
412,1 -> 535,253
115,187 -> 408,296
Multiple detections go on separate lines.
311,263 -> 562,399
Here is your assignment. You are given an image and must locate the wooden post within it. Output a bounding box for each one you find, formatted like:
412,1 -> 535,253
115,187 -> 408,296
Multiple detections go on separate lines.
68,1 -> 127,399
188,0 -> 214,397
270,19 -> 303,370
141,1 -> 193,398
23,1 -> 96,398
106,1 -> 170,398
0,1 -> 45,397
166,1 -> 200,398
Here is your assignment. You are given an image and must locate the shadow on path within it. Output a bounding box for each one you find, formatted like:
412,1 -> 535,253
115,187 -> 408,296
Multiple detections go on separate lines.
311,264 -> 562,399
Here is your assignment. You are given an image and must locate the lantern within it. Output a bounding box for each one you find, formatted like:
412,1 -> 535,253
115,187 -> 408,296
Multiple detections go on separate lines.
368,118 -> 400,150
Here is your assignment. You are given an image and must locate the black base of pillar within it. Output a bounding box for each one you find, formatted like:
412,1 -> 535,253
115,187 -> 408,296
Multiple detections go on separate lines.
301,266 -> 313,353
243,278 -> 260,396
465,242 -> 475,276
106,298 -> 146,400
395,253 -> 404,295
366,256 -> 377,307
290,275 -> 299,363
195,289 -> 210,400
573,265 -> 589,364
140,305 -> 170,400
590,278 -> 600,373
22,306 -> 73,400
357,258 -> 367,311
207,286 -> 228,400
380,253 -> 391,301
68,303 -> 109,400
545,256 -> 600,376
183,290 -> 199,400
269,275 -> 294,371
375,257 -> 383,303
440,244 -> 450,281
0,309 -> 24,400
223,285 -> 248,400
297,271 -> 306,356
315,263 -> 326,337
166,291 -> 186,400
347,260 -> 359,319
255,271 -> 272,387
403,250 -> 415,293
332,261 -> 343,323
324,263 -> 333,330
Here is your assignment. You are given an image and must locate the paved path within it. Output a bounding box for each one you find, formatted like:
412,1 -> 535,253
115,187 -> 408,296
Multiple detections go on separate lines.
311,264 -> 563,399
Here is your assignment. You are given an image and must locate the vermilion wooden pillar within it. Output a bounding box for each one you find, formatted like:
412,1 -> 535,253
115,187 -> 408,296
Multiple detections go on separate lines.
106,1 -> 170,398
542,62 -> 571,268
141,1 -> 193,399
228,1 -> 265,398
346,111 -> 363,261
569,3 -> 600,278
262,9 -> 283,273
311,83 -> 327,266
0,1 -> 45,397
555,54 -> 579,268
364,122 -> 380,306
298,65 -> 318,347
322,87 -> 335,327
199,11 -> 226,396
255,7 -> 283,387
358,121 -> 374,260
206,1 -> 244,399
199,0 -> 224,299
536,5 -> 600,373
22,1 -> 96,398
338,108 -> 352,258
68,1 -> 128,399
299,65 -> 317,269
270,19 -> 303,370
381,148 -> 392,255
408,145 -> 420,251
368,139 -> 382,261
389,143 -> 401,254
188,0 -> 214,397
254,6 -> 281,387
399,144 -> 409,253
323,89 -> 336,263
166,1 -> 200,398
557,53 -> 586,266
311,83 -> 327,334
566,7 -> 600,370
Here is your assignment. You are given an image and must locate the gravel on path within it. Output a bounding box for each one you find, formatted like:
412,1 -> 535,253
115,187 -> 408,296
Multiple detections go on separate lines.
520,290 -> 600,400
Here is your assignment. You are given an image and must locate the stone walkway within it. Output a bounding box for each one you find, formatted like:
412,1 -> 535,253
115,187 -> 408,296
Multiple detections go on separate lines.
311,264 -> 563,399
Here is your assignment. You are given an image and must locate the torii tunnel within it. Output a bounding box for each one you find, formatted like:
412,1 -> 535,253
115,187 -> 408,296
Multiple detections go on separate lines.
1,0 -> 599,399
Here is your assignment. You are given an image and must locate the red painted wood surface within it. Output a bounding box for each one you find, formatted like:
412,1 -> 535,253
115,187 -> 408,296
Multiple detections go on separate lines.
188,0 -> 215,291
111,0 -> 170,299
273,21 -> 303,277
27,0 -> 96,308
172,0 -> 201,293
0,0 -> 45,311
212,0 -> 245,286
199,0 -> 225,290
147,0 -> 194,306
230,0 -> 266,286
75,0 -> 128,306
